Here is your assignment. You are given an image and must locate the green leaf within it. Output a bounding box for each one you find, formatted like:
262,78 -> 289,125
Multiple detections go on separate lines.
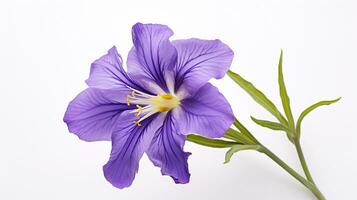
227,70 -> 288,126
224,128 -> 255,145
296,97 -> 341,137
278,50 -> 295,128
233,118 -> 259,144
224,144 -> 262,163
186,134 -> 240,148
251,116 -> 289,132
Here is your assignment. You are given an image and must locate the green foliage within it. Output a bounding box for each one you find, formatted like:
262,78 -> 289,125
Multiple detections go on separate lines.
186,134 -> 240,148
224,144 -> 262,163
296,97 -> 341,138
278,50 -> 295,129
233,118 -> 259,144
227,70 -> 288,126
250,116 -> 289,132
223,128 -> 256,145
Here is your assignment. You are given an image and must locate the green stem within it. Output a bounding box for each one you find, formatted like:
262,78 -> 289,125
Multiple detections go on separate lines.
260,146 -> 326,200
295,140 -> 315,184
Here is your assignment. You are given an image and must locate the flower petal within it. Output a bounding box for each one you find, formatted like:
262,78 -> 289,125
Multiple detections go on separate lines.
103,112 -> 165,189
172,83 -> 234,138
146,113 -> 191,184
173,39 -> 234,95
127,23 -> 177,92
63,88 -> 133,142
86,46 -> 150,95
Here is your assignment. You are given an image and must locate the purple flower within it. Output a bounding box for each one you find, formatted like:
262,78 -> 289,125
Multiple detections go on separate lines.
64,23 -> 234,188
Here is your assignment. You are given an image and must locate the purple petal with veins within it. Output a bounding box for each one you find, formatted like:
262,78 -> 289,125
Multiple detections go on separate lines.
64,23 -> 234,189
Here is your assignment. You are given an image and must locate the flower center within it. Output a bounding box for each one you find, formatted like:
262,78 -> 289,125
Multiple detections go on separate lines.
150,94 -> 180,112
126,89 -> 180,127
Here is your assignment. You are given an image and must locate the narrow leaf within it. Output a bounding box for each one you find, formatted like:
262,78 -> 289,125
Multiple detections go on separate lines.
224,128 -> 255,145
227,70 -> 288,125
224,144 -> 262,163
278,50 -> 295,128
186,134 -> 240,148
296,97 -> 341,137
233,118 -> 259,144
251,116 -> 289,132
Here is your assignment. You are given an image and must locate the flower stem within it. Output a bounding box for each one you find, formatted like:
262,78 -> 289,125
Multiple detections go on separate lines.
260,146 -> 326,200
294,140 -> 315,184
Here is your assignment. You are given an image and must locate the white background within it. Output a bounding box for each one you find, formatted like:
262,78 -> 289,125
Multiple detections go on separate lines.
0,0 -> 356,199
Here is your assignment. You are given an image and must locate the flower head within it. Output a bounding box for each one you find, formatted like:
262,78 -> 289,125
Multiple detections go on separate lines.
64,23 -> 234,188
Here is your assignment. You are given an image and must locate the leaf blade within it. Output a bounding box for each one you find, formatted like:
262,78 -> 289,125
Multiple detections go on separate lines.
296,97 -> 341,137
233,118 -> 259,144
224,144 -> 262,163
227,70 -> 288,125
278,50 -> 295,128
251,116 -> 289,132
186,134 -> 240,148
224,128 -> 256,144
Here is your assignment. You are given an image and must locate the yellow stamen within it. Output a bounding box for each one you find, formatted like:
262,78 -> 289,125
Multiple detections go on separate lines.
151,93 -> 179,112
133,120 -> 142,127
159,93 -> 174,100
136,105 -> 142,112
157,106 -> 170,112
134,105 -> 143,118
126,95 -> 131,106
126,90 -> 180,128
